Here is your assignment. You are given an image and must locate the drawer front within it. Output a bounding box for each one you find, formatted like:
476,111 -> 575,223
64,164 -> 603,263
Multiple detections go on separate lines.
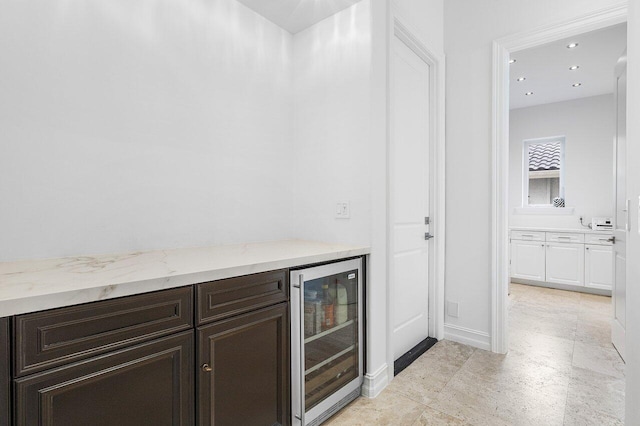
546,232 -> 584,243
14,287 -> 193,377
197,270 -> 288,325
511,231 -> 545,241
585,233 -> 614,245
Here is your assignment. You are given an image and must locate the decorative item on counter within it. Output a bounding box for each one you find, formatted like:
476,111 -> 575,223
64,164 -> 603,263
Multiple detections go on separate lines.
553,197 -> 565,207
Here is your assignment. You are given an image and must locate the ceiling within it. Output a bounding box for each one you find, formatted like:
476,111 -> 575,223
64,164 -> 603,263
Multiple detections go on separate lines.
235,0 -> 362,34
509,23 -> 627,110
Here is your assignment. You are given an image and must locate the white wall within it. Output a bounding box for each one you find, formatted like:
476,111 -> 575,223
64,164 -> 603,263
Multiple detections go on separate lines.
509,95 -> 615,229
0,0 -> 293,261
443,0 -> 625,345
292,1 -> 372,247
625,0 -> 640,421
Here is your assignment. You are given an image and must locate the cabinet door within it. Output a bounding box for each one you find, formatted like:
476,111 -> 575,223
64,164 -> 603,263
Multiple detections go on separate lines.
0,318 -> 9,426
15,332 -> 194,426
545,243 -> 585,286
198,303 -> 289,426
510,240 -> 545,281
585,244 -> 613,290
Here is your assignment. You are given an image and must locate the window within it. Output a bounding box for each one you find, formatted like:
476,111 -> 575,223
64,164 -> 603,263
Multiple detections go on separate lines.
523,136 -> 565,207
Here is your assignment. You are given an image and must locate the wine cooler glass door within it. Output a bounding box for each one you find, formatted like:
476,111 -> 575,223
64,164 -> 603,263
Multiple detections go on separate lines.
291,258 -> 362,425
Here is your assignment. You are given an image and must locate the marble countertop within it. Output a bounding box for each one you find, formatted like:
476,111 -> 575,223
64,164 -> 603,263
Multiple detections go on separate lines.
0,240 -> 370,317
510,226 -> 613,234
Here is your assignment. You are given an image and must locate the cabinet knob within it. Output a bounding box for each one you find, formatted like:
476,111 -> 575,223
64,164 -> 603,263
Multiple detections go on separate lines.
201,363 -> 213,373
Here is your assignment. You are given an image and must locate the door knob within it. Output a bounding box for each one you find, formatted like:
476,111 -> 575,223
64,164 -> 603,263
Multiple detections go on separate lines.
201,363 -> 213,372
425,233 -> 434,240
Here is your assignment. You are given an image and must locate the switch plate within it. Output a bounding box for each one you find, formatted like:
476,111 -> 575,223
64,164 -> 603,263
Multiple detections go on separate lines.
335,201 -> 350,219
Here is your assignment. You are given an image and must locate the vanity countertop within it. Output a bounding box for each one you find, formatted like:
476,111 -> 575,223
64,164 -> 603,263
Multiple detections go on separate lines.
510,226 -> 613,234
0,240 -> 370,317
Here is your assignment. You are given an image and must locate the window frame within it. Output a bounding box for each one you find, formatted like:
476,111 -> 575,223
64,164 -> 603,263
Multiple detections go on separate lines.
522,136 -> 566,207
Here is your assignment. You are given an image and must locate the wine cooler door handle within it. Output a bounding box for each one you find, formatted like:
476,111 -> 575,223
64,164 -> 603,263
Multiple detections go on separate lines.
296,274 -> 305,425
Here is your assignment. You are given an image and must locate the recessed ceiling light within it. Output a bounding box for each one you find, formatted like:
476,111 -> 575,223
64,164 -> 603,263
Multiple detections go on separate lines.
517,77 -> 526,82
572,83 -> 582,87
525,92 -> 534,96
569,65 -> 580,70
566,42 -> 579,49
509,59 -> 516,64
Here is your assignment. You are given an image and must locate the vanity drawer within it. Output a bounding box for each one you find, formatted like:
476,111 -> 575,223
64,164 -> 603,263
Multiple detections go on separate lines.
546,232 -> 584,243
14,287 -> 193,377
197,269 -> 288,325
585,233 -> 614,245
511,231 -> 545,241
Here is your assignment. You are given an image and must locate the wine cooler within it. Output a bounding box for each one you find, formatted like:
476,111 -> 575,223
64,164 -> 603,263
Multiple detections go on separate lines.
290,258 -> 363,426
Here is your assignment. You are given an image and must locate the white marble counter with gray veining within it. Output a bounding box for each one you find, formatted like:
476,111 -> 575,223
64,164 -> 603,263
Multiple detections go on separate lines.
0,240 -> 370,317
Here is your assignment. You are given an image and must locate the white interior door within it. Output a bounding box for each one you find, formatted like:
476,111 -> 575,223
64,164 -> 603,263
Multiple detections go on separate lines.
390,34 -> 431,361
612,52 -> 627,360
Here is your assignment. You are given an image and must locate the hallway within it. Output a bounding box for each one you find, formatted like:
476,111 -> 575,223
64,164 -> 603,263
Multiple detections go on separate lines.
325,284 -> 625,425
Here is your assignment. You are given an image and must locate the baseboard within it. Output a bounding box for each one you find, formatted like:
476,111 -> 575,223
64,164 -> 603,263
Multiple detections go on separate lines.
394,337 -> 438,376
511,278 -> 611,296
361,363 -> 389,398
444,323 -> 491,351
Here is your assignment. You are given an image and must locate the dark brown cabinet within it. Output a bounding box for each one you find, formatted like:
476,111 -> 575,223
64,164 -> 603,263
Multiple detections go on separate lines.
5,268 -> 292,426
198,303 -> 289,426
1,317 -> 10,426
15,332 -> 194,426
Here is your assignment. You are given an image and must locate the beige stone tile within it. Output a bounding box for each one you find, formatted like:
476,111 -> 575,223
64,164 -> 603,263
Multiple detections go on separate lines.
429,369 -> 566,426
508,329 -> 575,368
563,408 -> 624,426
459,347 -> 571,395
509,313 -> 577,340
388,340 -> 475,405
411,406 -> 467,425
575,317 -> 613,348
572,341 -> 625,379
323,389 -> 424,426
564,366 -> 625,422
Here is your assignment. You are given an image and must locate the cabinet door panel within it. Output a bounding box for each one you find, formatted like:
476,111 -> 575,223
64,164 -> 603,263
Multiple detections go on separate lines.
545,243 -> 584,286
198,303 -> 289,426
0,318 -> 9,426
15,332 -> 193,426
585,245 -> 613,290
510,240 -> 545,281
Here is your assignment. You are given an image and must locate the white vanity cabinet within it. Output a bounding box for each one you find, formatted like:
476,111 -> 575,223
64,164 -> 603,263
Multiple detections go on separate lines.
510,229 -> 612,292
545,242 -> 584,286
510,233 -> 546,281
585,244 -> 613,290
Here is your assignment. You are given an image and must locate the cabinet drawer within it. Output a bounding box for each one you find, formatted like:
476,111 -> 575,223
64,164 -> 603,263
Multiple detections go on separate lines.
14,287 -> 193,377
510,231 -> 545,241
546,232 -> 584,243
197,270 -> 288,325
585,233 -> 614,245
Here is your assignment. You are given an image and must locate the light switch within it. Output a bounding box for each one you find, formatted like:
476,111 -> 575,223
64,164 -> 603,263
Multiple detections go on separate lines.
335,201 -> 350,219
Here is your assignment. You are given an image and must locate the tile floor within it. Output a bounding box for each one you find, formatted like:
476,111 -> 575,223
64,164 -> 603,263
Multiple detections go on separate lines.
324,283 -> 625,426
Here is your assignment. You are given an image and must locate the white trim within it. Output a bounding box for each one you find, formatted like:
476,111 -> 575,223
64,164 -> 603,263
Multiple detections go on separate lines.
361,363 -> 389,398
444,324 -> 491,351
386,15 -> 446,379
491,3 -> 628,355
